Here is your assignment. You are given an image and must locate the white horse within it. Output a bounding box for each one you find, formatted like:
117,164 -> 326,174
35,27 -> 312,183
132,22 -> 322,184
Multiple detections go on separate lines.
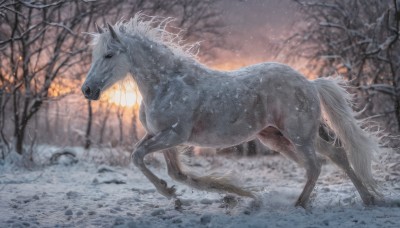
82,14 -> 383,208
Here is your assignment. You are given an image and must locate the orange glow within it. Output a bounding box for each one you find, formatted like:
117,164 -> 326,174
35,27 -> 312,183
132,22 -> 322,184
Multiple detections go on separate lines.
104,79 -> 142,107
210,57 -> 317,79
210,58 -> 260,71
48,78 -> 79,97
106,89 -> 142,107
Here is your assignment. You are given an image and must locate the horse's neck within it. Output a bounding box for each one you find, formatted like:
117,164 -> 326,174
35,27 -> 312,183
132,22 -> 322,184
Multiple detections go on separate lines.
127,36 -> 208,104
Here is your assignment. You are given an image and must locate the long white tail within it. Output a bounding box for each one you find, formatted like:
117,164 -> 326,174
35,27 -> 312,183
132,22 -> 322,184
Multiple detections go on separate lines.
313,77 -> 380,192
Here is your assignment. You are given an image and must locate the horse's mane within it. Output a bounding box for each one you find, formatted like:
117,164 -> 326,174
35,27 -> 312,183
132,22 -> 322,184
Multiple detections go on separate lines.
92,13 -> 200,58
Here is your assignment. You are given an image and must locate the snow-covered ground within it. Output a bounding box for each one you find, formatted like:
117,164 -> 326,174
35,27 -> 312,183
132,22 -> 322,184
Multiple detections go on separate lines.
0,146 -> 399,228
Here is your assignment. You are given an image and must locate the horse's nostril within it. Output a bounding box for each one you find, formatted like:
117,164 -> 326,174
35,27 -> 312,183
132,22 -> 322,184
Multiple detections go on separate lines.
83,86 -> 91,96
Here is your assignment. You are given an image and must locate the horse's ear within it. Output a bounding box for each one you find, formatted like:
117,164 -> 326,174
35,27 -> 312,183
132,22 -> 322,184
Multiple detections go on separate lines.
95,22 -> 104,34
107,23 -> 121,43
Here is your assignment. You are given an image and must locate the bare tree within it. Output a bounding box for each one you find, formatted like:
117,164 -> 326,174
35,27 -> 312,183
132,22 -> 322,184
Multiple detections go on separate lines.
84,100 -> 92,150
111,0 -> 225,58
130,108 -> 139,144
98,101 -> 112,145
0,0 -> 116,154
158,0 -> 225,56
116,105 -> 125,145
285,0 -> 400,133
0,84 -> 11,155
0,0 -> 225,156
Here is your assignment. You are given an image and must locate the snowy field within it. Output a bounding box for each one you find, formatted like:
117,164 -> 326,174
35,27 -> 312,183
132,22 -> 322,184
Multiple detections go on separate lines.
1,146 -> 400,228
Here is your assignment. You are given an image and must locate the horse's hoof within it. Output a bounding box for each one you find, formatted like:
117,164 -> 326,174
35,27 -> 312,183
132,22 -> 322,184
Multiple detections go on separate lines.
167,185 -> 177,195
243,198 -> 262,215
362,195 -> 376,206
157,183 -> 176,199
174,198 -> 183,210
295,200 -> 307,208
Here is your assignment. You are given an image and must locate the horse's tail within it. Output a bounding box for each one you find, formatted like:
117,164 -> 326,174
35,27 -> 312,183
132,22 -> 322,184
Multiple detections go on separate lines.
313,77 -> 380,193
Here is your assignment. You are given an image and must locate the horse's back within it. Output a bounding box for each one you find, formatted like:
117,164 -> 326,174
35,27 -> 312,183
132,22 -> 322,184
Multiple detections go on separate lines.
230,62 -> 309,86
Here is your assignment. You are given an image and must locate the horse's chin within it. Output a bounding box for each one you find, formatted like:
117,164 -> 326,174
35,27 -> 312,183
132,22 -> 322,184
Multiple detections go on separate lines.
88,96 -> 100,101
84,90 -> 101,100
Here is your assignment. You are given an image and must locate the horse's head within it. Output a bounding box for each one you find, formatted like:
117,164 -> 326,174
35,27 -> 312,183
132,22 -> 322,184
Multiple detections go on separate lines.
82,23 -> 130,100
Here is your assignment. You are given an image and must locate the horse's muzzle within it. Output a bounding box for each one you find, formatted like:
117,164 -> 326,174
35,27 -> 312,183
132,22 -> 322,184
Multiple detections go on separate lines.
81,84 -> 101,100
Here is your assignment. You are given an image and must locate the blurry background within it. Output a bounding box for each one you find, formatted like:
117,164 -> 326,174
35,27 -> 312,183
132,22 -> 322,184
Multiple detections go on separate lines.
0,0 -> 399,162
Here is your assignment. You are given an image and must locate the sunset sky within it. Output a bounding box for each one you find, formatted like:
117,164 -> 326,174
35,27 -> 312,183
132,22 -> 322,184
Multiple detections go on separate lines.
210,0 -> 301,69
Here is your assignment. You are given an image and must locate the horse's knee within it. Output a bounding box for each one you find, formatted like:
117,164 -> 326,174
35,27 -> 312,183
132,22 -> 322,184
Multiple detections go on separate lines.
132,149 -> 144,167
313,162 -> 322,176
302,152 -> 321,179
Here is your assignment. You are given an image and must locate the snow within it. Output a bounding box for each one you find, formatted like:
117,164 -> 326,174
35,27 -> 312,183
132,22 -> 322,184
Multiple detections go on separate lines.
1,147 -> 400,228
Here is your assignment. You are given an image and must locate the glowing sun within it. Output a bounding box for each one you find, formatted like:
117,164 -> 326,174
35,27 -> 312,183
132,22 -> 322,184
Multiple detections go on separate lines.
105,79 -> 142,107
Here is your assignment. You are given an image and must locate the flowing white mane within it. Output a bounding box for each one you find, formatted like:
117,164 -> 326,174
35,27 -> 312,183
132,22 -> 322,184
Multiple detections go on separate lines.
92,13 -> 200,58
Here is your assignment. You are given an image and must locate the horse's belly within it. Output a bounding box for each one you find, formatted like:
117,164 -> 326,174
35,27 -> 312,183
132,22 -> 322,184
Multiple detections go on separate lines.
187,118 -> 265,148
187,133 -> 255,148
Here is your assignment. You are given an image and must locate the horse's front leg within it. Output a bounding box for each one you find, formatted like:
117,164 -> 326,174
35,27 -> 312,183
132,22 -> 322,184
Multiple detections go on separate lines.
132,128 -> 185,199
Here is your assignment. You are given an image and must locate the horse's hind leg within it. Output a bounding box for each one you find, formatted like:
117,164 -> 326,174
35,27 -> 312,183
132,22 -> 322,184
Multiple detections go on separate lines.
316,127 -> 375,205
293,143 -> 321,207
258,127 -> 321,208
163,148 -> 188,183
163,148 -> 255,198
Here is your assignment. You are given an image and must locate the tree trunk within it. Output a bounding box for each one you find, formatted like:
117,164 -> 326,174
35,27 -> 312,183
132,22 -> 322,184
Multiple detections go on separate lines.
99,103 -> 111,144
130,110 -> 139,143
0,90 -> 10,153
390,0 -> 400,132
84,100 -> 93,149
14,124 -> 26,154
117,107 -> 124,146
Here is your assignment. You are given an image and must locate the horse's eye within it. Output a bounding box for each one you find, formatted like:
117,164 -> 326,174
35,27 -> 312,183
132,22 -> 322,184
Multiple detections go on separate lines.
104,53 -> 113,59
